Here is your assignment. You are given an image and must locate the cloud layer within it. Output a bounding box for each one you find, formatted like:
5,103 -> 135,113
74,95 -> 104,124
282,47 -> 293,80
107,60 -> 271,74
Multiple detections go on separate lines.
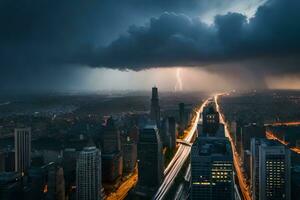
0,0 -> 299,90
72,0 -> 300,72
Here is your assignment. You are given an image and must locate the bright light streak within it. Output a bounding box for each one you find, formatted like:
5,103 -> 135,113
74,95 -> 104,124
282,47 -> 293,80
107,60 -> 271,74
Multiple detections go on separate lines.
174,68 -> 183,92
266,130 -> 300,154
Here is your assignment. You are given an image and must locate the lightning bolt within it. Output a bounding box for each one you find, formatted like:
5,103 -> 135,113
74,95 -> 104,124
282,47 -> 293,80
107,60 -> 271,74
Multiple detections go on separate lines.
174,68 -> 183,92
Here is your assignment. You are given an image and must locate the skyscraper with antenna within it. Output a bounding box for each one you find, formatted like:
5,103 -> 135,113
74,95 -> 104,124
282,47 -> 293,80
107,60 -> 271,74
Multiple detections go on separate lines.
150,87 -> 160,127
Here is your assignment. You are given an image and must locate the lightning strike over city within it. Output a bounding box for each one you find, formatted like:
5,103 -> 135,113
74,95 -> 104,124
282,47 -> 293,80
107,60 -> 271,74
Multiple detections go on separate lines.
0,0 -> 300,200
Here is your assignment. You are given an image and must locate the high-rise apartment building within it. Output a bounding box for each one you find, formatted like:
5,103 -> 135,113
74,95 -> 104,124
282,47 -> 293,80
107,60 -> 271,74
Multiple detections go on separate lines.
76,146 -> 102,200
250,139 -> 290,200
14,127 -> 31,174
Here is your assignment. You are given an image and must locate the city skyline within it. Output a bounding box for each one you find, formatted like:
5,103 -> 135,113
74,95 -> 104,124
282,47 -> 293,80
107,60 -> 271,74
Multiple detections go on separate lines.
1,0 -> 300,200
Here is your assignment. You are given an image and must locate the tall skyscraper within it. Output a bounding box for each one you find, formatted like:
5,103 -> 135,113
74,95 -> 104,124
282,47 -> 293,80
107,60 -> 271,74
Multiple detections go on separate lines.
62,148 -> 78,196
136,125 -> 163,197
202,104 -> 220,136
14,127 -> 31,174
250,139 -> 291,200
101,117 -> 123,182
150,87 -> 160,127
4,150 -> 15,172
168,117 -> 177,150
0,152 -> 5,172
102,117 -> 121,154
160,117 -> 171,148
76,146 -> 102,200
179,102 -> 186,135
191,137 -> 233,200
122,136 -> 137,174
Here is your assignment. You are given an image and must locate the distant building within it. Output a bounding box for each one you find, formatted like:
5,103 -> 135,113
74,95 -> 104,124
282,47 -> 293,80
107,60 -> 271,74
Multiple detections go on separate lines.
31,152 -> 44,167
291,166 -> 300,200
202,105 -> 220,136
230,120 -> 243,155
197,122 -> 203,137
76,146 -> 102,200
168,117 -> 177,150
240,124 -> 265,178
250,138 -> 291,200
102,152 -> 122,182
191,137 -> 233,200
160,117 -> 171,148
62,148 -> 78,194
122,136 -> 137,174
4,150 -> 15,172
101,117 -> 123,182
129,125 -> 139,143
46,164 -> 65,200
14,127 -> 31,174
0,172 -> 23,200
0,152 -> 5,172
179,103 -> 186,135
136,125 -> 163,197
27,165 -> 48,199
102,118 -> 121,154
150,87 -> 161,127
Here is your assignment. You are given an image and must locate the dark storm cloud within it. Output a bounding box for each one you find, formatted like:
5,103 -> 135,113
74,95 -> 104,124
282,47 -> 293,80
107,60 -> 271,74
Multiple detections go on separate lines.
0,0 -> 244,89
73,0 -> 300,73
0,0 -> 299,90
72,13 -> 221,69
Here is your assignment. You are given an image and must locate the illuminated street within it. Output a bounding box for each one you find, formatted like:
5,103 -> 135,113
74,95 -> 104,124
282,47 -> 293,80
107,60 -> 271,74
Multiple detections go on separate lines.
266,122 -> 300,126
153,98 -> 210,200
106,167 -> 138,200
266,130 -> 300,154
214,94 -> 252,200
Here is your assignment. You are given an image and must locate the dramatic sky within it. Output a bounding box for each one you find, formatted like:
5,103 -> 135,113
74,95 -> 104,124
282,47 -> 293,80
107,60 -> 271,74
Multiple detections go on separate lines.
1,0 -> 300,91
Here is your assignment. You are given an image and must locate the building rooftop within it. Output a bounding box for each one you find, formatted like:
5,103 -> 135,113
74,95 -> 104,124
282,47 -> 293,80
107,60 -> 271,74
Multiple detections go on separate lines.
82,146 -> 97,152
193,137 -> 232,157
143,124 -> 158,130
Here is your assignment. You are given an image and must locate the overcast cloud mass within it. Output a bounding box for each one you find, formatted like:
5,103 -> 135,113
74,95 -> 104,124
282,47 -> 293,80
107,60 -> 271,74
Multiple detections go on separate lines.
0,0 -> 299,91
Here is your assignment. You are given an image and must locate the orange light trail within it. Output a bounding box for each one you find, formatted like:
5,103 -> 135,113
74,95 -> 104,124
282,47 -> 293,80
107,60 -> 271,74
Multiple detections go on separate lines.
266,121 -> 300,126
266,130 -> 300,154
215,94 -> 252,200
106,167 -> 138,200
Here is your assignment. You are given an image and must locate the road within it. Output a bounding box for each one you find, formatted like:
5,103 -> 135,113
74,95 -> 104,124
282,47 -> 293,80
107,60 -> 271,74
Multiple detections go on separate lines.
266,130 -> 300,154
214,94 -> 252,200
265,121 -> 300,126
153,98 -> 210,200
106,167 -> 138,200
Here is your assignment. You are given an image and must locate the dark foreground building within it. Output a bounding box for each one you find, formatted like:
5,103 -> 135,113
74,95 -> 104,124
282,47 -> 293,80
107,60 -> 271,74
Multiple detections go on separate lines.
135,125 -> 163,197
191,137 -> 233,200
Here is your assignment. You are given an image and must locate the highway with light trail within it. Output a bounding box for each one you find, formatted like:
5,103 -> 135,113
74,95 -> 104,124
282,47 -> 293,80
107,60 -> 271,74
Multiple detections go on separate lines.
153,98 -> 210,200
214,94 -> 252,200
